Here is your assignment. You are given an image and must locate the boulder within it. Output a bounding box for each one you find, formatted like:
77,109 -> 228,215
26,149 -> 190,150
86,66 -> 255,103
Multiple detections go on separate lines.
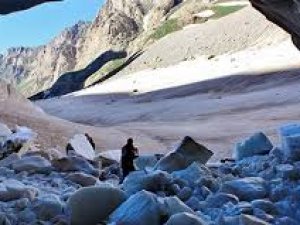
217,215 -> 240,225
7,126 -> 37,143
170,183 -> 181,195
96,150 -> 121,164
134,154 -> 161,170
177,186 -> 192,201
100,163 -> 121,181
160,196 -> 195,218
197,176 -> 219,193
0,213 -> 11,225
0,153 -> 20,168
276,164 -> 299,180
165,212 -> 208,225
280,124 -> 300,160
51,156 -> 99,176
172,162 -> 211,186
68,134 -> 95,161
154,136 -> 213,173
0,179 -> 37,201
269,147 -> 284,162
154,152 -> 189,173
221,177 -> 267,201
234,132 -> 273,160
269,183 -> 289,202
15,198 -> 30,210
205,193 -> 239,208
122,170 -> 173,195
0,123 -> 11,140
68,186 -> 126,225
5,126 -> 37,154
251,199 -> 277,215
109,190 -> 161,225
240,214 -> 271,225
12,156 -> 53,174
238,201 -> 254,215
66,172 -> 98,187
185,196 -> 201,211
33,194 -> 64,220
18,208 -> 37,223
0,126 -> 37,159
275,217 -> 298,225
22,148 -> 64,161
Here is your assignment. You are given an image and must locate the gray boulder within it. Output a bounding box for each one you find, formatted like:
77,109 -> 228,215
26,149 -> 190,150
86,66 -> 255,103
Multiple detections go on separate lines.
165,212 -> 208,225
160,196 -> 195,218
0,153 -> 20,168
0,123 -> 11,137
66,172 -> 98,187
68,186 -> 126,225
0,179 -> 37,201
12,156 -> 53,174
172,162 -> 211,186
109,190 -> 161,225
51,156 -> 99,176
217,215 -> 240,225
177,186 -> 192,201
221,177 -> 267,201
18,208 -> 37,223
251,199 -> 277,215
154,136 -> 213,173
134,154 -> 162,170
280,124 -> 300,161
276,164 -> 299,180
234,132 -> 273,160
15,198 -> 30,210
238,201 -> 254,215
33,194 -> 64,220
240,214 -> 271,225
122,170 -> 173,195
0,213 -> 11,225
275,217 -> 298,225
205,193 -> 239,208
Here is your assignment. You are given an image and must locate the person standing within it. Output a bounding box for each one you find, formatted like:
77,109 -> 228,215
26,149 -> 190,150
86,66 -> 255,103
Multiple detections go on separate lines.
121,138 -> 139,180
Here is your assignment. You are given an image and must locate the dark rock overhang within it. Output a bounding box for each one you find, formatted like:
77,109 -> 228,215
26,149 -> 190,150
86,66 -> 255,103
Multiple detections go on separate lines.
0,0 -> 62,14
249,0 -> 300,49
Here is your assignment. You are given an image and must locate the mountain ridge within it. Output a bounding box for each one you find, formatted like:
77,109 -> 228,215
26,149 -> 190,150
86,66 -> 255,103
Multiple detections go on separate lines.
0,0 -> 214,97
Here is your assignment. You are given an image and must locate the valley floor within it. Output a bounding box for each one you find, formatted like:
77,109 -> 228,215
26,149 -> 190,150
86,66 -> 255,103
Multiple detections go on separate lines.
36,39 -> 300,162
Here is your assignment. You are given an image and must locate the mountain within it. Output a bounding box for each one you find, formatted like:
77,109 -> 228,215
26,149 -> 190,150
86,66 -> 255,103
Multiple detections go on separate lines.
0,21 -> 90,96
0,0 -> 172,96
0,0 -> 221,97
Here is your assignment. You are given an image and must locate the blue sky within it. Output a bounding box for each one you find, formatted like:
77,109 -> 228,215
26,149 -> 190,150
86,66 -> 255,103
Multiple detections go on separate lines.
0,0 -> 104,54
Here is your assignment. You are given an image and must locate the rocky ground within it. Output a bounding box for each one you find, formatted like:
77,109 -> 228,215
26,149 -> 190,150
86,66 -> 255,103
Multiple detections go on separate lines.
0,121 -> 300,225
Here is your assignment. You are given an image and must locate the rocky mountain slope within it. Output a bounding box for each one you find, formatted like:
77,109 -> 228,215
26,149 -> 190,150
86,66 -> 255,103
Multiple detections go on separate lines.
0,0 -> 249,97
116,6 -> 288,75
0,21 -> 90,95
0,0 -> 177,96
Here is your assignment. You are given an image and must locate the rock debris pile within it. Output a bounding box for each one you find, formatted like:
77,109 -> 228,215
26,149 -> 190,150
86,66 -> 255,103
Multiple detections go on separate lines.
0,122 -> 300,225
